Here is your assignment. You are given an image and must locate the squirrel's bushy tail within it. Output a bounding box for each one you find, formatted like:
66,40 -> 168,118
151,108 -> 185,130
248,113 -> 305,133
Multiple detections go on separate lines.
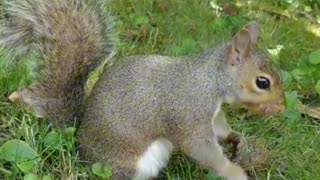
0,0 -> 116,126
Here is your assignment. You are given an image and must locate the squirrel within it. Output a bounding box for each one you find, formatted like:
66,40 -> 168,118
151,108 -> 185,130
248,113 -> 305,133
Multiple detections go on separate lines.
1,0 -> 285,180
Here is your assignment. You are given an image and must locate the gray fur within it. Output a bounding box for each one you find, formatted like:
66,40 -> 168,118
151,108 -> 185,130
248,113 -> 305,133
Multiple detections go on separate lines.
78,45 -> 236,178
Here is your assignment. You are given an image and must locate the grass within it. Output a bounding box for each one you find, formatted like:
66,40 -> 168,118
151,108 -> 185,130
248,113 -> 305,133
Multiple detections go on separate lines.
1,0 -> 320,179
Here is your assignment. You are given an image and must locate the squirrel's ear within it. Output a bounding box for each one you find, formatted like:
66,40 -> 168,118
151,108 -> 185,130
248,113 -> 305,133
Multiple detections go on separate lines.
227,22 -> 259,68
243,21 -> 259,45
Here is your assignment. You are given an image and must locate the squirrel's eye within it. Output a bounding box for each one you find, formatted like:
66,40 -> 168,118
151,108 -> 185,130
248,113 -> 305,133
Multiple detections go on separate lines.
256,76 -> 270,90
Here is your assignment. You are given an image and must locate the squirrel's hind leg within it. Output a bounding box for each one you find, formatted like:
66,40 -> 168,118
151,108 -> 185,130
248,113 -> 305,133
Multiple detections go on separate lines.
8,87 -> 47,118
133,138 -> 174,180
84,137 -> 174,180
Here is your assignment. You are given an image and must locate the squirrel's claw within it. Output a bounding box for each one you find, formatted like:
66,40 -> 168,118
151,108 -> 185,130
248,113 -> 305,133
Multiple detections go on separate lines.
224,132 -> 245,160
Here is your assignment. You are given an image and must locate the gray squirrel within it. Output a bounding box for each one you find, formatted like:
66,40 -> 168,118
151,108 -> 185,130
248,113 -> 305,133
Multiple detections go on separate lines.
1,0 -> 285,179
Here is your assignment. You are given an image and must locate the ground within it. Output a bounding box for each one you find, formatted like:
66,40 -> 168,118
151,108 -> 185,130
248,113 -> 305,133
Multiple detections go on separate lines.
0,0 -> 320,179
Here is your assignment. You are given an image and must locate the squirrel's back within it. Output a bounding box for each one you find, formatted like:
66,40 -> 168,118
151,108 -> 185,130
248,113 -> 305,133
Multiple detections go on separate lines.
0,0 -> 116,126
78,48 -> 231,162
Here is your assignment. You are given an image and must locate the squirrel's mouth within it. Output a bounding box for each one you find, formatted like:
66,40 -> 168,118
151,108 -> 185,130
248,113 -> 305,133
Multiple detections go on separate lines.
244,101 -> 285,116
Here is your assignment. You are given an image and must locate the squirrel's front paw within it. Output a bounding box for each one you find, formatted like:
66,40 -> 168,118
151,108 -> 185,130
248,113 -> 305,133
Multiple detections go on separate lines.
224,132 -> 245,159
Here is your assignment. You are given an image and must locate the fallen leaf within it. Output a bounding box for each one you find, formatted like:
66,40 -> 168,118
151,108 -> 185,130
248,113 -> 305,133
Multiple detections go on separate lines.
124,25 -> 148,40
296,101 -> 320,120
139,24 -> 148,37
233,145 -> 270,171
154,0 -> 169,12
223,2 -> 238,16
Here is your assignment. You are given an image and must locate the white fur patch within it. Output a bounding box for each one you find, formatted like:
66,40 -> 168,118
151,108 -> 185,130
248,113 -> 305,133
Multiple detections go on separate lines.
133,138 -> 174,180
